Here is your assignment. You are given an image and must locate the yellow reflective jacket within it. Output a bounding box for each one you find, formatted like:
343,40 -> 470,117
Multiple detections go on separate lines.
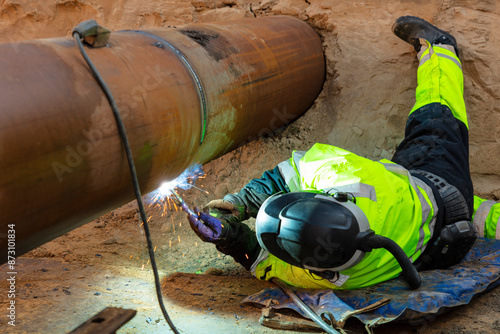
252,143 -> 438,289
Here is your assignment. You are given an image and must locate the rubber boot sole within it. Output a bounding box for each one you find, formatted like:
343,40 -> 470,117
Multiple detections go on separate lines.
392,16 -> 459,57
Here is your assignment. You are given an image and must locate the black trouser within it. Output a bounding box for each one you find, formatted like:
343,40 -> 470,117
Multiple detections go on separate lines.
392,102 -> 473,215
392,103 -> 474,269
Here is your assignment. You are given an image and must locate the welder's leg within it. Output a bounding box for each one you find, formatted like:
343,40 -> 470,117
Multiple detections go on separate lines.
411,40 -> 467,127
391,39 -> 473,216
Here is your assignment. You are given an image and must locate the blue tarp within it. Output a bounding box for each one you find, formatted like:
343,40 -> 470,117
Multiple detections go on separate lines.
242,238 -> 500,328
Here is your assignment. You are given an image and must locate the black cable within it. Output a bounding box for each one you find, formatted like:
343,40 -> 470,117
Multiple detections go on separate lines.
368,235 -> 422,289
73,32 -> 181,334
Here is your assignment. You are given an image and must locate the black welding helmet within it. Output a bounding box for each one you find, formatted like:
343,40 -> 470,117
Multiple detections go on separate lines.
255,191 -> 372,272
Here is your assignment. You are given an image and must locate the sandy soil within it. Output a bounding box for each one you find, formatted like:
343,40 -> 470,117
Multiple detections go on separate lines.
1,0 -> 499,333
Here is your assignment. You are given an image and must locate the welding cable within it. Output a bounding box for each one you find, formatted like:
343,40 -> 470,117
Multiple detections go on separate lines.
365,235 -> 421,289
272,278 -> 342,334
73,32 -> 181,334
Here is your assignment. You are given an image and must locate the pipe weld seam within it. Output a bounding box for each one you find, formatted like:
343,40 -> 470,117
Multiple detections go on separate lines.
125,30 -> 208,143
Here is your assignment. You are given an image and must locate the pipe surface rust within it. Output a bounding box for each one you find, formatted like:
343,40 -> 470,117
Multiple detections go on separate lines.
0,16 -> 325,262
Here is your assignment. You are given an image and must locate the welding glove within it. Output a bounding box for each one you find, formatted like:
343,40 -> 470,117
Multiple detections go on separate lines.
187,207 -> 261,270
188,207 -> 225,243
204,194 -> 250,223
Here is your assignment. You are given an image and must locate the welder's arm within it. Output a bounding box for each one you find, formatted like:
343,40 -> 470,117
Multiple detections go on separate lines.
187,209 -> 261,270
206,166 -> 289,221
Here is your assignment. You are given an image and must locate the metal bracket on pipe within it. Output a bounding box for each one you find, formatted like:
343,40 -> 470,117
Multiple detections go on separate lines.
72,19 -> 111,48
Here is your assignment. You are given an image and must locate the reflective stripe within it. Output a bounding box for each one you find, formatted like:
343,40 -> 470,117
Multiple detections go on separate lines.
419,53 -> 431,66
473,200 -> 496,238
412,177 -> 437,253
418,41 -> 433,66
250,248 -> 269,276
322,183 -> 377,202
379,162 -> 438,253
496,216 -> 500,240
277,160 -> 301,192
277,151 -> 305,192
419,51 -> 461,70
435,52 -> 462,70
292,151 -> 306,175
435,43 -> 456,53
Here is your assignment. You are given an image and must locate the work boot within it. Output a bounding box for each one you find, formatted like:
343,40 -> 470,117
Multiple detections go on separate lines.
392,16 -> 459,57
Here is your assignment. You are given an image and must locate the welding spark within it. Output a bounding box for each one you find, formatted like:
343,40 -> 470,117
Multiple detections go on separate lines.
153,163 -> 206,198
147,163 -> 206,217
140,164 -> 205,270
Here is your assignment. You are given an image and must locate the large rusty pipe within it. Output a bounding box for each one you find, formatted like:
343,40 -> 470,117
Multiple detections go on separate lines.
0,16 -> 325,262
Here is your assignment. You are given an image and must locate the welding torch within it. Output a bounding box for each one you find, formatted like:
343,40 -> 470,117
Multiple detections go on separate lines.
171,191 -> 229,222
171,191 -> 198,217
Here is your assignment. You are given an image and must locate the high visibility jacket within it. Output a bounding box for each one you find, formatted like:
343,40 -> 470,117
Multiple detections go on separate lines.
251,143 -> 438,289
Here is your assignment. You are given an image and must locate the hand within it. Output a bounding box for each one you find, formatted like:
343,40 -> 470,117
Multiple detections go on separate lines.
187,207 -> 226,243
204,199 -> 248,223
188,207 -> 262,270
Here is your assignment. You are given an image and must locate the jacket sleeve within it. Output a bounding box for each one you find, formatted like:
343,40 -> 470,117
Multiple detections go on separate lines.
224,166 -> 289,218
215,221 -> 262,270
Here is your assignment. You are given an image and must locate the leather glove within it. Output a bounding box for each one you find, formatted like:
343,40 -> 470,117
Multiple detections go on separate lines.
204,196 -> 249,223
187,207 -> 226,243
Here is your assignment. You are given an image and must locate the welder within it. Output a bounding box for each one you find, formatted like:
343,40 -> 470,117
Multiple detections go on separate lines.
186,16 -> 500,289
